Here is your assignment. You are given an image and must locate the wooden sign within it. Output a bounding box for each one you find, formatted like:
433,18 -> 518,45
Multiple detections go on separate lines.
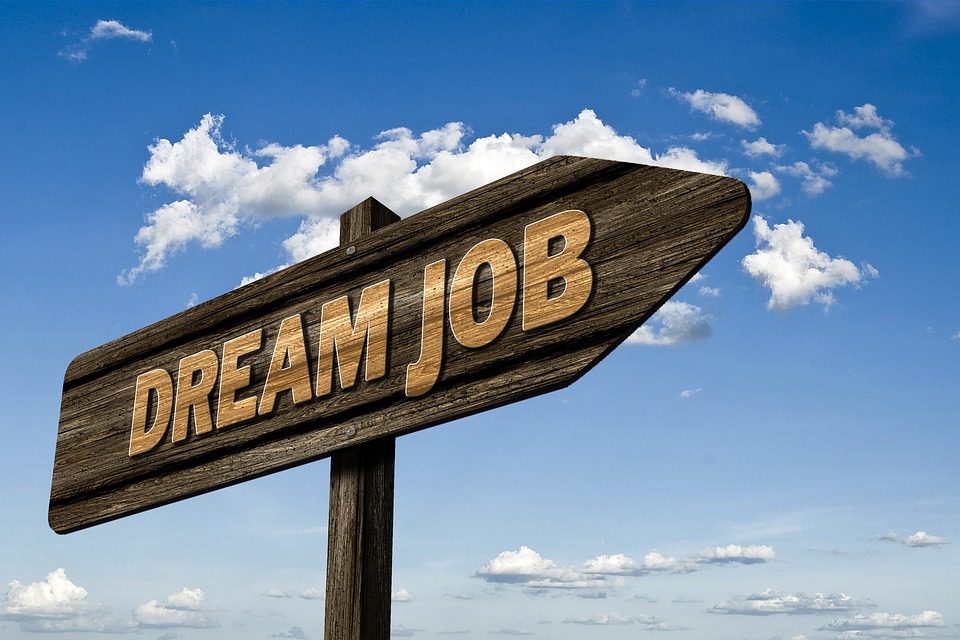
50,156 -> 750,533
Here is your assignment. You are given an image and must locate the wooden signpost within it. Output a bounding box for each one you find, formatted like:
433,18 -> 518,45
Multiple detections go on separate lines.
50,155 -> 750,639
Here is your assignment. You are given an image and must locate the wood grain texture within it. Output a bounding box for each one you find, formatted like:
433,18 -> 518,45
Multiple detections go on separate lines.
325,202 -> 397,640
50,156 -> 751,533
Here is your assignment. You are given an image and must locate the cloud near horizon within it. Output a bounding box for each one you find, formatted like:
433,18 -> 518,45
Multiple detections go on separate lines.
710,589 -> 868,616
0,569 -> 216,633
475,543 -> 775,594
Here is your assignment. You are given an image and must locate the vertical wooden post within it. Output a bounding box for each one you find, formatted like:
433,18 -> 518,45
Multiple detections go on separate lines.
324,197 -> 401,640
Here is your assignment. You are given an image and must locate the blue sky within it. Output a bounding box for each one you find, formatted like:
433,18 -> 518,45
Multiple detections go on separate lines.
1,2 -> 959,639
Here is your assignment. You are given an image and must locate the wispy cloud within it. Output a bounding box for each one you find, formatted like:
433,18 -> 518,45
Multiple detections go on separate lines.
630,78 -> 648,97
698,286 -> 721,297
391,624 -> 425,636
60,19 -> 152,62
879,530 -> 949,547
669,88 -> 761,129
710,589 -> 868,616
562,612 -> 679,630
820,610 -> 944,635
776,161 -> 838,196
908,0 -> 960,34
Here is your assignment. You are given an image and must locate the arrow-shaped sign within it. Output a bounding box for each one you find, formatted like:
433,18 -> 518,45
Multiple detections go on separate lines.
50,155 -> 750,533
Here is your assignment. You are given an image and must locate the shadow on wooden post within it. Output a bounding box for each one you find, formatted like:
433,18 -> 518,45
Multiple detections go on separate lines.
324,198 -> 401,640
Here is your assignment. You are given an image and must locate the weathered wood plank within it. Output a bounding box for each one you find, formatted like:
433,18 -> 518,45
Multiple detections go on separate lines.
50,156 -> 750,533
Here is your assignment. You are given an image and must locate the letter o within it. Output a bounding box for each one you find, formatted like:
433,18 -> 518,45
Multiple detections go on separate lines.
449,238 -> 518,349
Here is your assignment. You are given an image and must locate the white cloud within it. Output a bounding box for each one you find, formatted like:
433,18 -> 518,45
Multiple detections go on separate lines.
879,530 -> 950,547
477,546 -> 557,581
480,543 -> 775,592
710,589 -> 866,616
538,109 -> 652,163
670,88 -> 761,129
679,387 -> 702,399
776,161 -> 838,196
60,19 -> 152,61
821,610 -> 944,632
2,568 -> 91,618
696,544 -> 775,565
654,146 -> 728,175
805,104 -> 916,176
133,588 -> 218,629
630,79 -> 648,97
563,612 -> 675,629
272,626 -> 308,639
880,530 -> 950,547
747,170 -> 782,201
282,216 -> 340,264
490,629 -> 533,636
124,109 -> 729,284
391,624 -> 425,636
904,530 -> 948,547
391,588 -> 414,603
90,19 -> 152,42
640,551 -> 678,571
742,137 -> 785,158
627,301 -> 712,345
185,292 -> 199,308
475,546 -> 609,590
0,568 -> 128,633
836,104 -> 894,130
296,588 -> 323,600
742,216 -> 866,310
119,113 -> 351,284
165,588 -> 204,610
581,552 -> 676,576
699,286 -> 721,297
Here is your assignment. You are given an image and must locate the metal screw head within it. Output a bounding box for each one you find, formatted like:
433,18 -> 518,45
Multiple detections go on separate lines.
346,246 -> 356,256
344,426 -> 356,437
